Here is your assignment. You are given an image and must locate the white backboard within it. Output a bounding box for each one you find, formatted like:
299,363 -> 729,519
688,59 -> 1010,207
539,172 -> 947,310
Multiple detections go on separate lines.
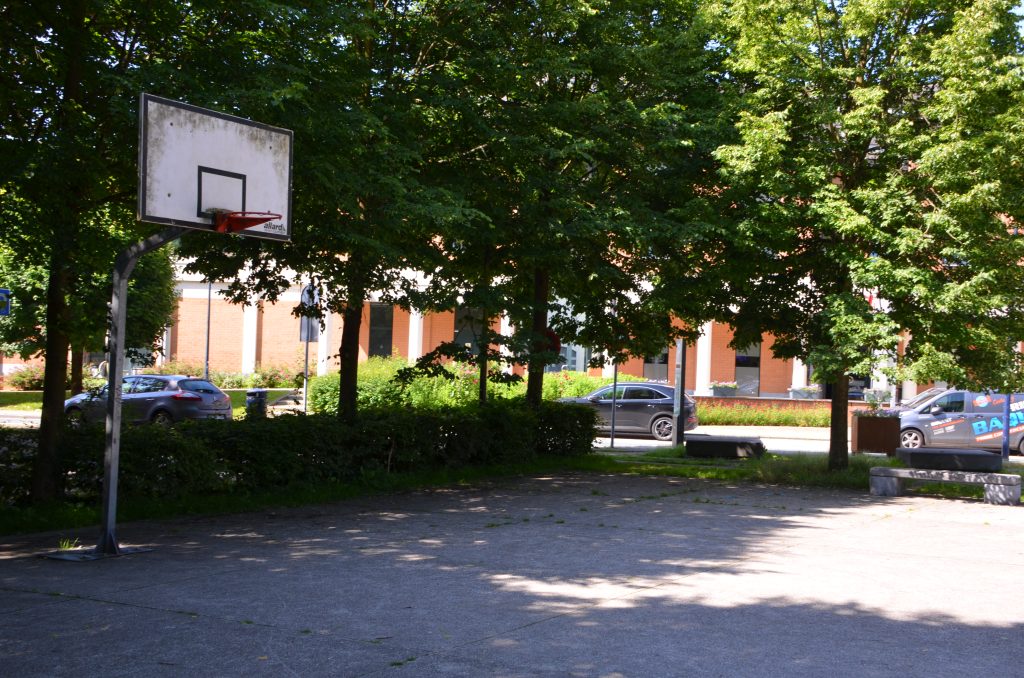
138,94 -> 292,241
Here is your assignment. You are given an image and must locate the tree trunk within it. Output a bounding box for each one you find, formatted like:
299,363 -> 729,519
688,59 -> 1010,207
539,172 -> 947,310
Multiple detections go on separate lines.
337,301 -> 363,421
32,261 -> 71,503
828,376 -> 850,471
525,268 -> 550,408
70,348 -> 84,395
478,326 -> 488,405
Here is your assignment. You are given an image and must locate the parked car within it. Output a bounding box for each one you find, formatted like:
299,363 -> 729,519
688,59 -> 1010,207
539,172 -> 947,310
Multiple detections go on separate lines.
560,382 -> 698,441
64,375 -> 232,426
899,388 -> 1024,452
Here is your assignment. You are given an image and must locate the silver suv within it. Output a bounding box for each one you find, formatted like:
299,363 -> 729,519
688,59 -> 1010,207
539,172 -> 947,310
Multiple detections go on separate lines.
64,375 -> 232,426
899,388 -> 1024,452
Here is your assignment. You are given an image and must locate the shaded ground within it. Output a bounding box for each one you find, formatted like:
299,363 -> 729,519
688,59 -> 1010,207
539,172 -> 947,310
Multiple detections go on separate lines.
2,473 -> 1023,677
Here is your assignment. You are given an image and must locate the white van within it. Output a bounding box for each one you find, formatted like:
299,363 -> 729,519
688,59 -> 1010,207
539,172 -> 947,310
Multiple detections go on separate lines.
899,389 -> 1024,452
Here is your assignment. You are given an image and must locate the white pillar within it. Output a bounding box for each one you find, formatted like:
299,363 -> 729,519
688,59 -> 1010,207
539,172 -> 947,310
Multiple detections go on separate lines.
317,312 -> 333,376
241,300 -> 259,374
694,322 -> 713,396
408,310 -> 424,361
159,326 -> 171,366
901,380 -> 918,401
791,358 -> 808,389
499,314 -> 514,371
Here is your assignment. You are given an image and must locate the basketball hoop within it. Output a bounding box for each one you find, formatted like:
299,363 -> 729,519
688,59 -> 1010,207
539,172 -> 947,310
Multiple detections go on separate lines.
212,210 -> 282,234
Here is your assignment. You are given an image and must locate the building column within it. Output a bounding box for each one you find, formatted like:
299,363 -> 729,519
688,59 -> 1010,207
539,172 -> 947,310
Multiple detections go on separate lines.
317,312 -> 333,376
159,326 -> 172,367
901,380 -> 918,401
408,309 -> 424,361
791,357 -> 808,389
241,299 -> 259,375
694,322 -> 713,396
499,314 -> 515,371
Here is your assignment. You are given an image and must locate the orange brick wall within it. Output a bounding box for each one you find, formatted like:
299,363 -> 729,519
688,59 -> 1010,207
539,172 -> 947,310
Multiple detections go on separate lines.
171,297 -> 245,372
666,342 -> 699,391
424,311 -> 455,354
619,357 -> 645,379
357,304 -> 370,361
393,308 -> 411,359
710,322 -> 736,384
760,334 -> 792,395
259,302 -> 303,369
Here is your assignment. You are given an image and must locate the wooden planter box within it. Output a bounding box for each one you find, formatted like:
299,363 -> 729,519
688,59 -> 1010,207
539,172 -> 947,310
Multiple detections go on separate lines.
852,415 -> 900,456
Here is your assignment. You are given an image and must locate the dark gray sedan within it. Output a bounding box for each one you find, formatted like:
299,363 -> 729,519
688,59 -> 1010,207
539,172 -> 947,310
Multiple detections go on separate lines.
561,382 -> 698,441
64,374 -> 232,426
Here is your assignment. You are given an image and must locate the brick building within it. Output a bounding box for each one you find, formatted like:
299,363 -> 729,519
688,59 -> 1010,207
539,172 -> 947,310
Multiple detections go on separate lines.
155,267 -> 917,401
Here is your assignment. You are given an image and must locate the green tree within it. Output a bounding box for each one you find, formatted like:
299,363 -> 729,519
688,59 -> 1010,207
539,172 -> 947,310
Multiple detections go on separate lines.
713,0 -> 1024,469
0,0 -> 308,501
415,1 -> 732,405
181,1 -> 466,419
0,230 -> 178,393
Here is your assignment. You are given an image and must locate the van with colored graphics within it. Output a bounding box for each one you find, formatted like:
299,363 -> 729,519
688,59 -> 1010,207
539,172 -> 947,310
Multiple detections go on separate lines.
899,389 -> 1024,453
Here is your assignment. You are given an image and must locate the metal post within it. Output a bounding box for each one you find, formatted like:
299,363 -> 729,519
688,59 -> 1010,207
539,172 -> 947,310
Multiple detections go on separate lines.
1002,391 -> 1011,460
610,360 -> 619,448
303,332 -> 310,414
203,280 -> 212,381
672,337 -> 686,447
96,227 -> 185,556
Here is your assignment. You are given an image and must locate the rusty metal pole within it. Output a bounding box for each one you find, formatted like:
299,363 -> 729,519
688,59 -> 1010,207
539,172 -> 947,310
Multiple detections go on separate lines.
95,227 -> 186,557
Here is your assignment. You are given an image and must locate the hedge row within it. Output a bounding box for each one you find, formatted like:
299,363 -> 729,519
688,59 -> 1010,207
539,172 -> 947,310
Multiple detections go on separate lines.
0,401 -> 598,506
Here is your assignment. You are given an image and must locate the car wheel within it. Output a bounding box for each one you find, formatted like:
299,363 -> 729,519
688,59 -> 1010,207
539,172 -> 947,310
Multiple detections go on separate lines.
65,408 -> 84,428
900,428 -> 924,448
151,410 -> 174,426
651,416 -> 673,442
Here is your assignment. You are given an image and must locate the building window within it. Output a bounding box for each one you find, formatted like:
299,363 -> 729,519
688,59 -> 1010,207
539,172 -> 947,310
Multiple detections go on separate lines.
368,303 -> 393,358
643,350 -> 669,382
454,307 -> 485,355
735,344 -> 760,396
545,344 -> 592,373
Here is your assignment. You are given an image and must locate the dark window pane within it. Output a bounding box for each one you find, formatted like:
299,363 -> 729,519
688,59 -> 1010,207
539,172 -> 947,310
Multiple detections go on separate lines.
369,303 -> 394,358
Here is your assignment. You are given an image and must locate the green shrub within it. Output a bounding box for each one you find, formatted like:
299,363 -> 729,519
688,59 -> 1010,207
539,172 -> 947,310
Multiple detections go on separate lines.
6,365 -> 47,390
142,360 -> 205,377
246,365 -> 299,389
0,401 -> 597,507
212,371 -> 248,389
697,401 -> 831,427
307,374 -> 340,413
0,429 -> 36,504
540,371 -> 645,400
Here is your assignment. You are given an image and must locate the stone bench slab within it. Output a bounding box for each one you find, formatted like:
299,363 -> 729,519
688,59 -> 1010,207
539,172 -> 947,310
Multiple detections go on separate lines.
870,466 -> 1021,505
686,435 -> 765,459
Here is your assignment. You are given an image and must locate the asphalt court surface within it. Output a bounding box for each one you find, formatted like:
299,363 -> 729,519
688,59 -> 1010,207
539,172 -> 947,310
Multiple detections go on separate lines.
2,472 -> 1024,677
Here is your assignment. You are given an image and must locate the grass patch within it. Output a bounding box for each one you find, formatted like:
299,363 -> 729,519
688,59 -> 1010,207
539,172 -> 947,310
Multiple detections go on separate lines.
0,391 -> 46,410
0,389 -> 292,417
0,455 -> 618,536
698,402 -> 830,427
0,447 -> 1005,536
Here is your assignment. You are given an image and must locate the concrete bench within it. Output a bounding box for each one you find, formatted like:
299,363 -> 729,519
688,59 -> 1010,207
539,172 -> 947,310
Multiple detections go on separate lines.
686,435 -> 765,459
870,467 -> 1021,505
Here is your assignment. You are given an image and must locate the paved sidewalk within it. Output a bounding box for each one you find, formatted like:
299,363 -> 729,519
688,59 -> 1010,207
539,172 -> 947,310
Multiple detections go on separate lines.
596,424 -> 837,455
3,473 -> 1024,677
0,409 -> 40,429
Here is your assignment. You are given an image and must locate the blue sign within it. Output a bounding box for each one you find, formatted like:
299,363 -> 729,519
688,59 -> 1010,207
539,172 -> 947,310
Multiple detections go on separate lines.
0,288 -> 9,316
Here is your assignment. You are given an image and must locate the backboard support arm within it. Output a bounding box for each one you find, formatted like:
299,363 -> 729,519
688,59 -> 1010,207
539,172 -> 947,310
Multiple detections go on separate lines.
95,226 -> 187,557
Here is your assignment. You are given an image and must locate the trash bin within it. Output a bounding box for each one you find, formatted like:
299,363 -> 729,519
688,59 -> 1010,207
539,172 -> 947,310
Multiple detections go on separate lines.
245,388 -> 268,418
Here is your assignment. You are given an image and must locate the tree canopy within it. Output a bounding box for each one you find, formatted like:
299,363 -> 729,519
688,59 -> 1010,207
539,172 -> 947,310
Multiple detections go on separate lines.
3,0 -> 1024,500
712,0 -> 1024,467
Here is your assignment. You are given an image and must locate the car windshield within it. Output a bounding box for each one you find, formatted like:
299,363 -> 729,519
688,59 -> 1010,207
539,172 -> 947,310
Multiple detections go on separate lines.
179,379 -> 220,394
903,387 -> 945,408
